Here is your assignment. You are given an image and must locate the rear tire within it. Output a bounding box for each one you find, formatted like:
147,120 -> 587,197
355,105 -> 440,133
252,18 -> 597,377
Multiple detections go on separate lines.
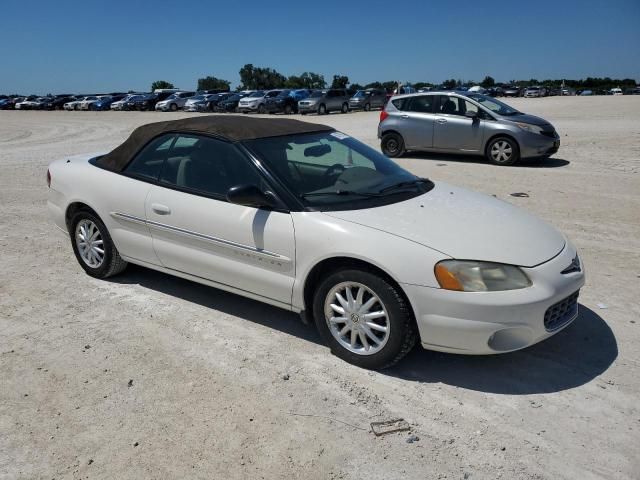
364,103 -> 371,112
381,132 -> 406,158
69,210 -> 127,279
341,103 -> 349,113
284,104 -> 293,115
312,268 -> 416,370
486,136 -> 520,165
258,104 -> 266,114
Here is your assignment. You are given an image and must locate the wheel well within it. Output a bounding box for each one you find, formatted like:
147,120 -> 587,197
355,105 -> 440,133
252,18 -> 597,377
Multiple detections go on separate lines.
302,257 -> 416,322
380,129 -> 403,139
485,133 -> 519,154
65,202 -> 98,231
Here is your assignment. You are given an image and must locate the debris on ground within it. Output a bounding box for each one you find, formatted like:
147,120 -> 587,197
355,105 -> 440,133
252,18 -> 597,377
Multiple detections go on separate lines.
370,418 -> 411,436
596,303 -> 608,309
510,192 -> 530,198
281,373 -> 290,381
127,379 -> 133,387
406,434 -> 420,444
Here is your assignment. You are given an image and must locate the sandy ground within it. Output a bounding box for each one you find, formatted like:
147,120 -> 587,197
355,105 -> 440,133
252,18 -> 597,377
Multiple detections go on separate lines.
1,97 -> 639,480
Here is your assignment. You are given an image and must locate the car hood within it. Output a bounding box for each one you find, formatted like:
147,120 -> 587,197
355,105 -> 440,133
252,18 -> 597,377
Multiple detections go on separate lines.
501,113 -> 550,126
322,181 -> 565,267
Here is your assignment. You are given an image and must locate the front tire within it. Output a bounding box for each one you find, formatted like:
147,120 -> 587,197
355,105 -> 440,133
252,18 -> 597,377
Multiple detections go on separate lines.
284,104 -> 293,115
341,103 -> 349,113
313,269 -> 416,370
486,136 -> 520,165
381,132 -> 406,158
258,104 -> 266,114
70,211 -> 127,279
364,103 -> 371,112
169,103 -> 178,112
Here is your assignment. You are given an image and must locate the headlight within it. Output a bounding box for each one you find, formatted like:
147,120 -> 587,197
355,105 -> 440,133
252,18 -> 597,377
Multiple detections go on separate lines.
515,122 -> 544,135
435,260 -> 531,292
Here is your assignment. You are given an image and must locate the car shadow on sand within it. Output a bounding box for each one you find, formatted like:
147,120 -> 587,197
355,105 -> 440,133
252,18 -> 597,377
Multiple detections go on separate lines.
112,265 -> 616,395
405,152 -> 570,168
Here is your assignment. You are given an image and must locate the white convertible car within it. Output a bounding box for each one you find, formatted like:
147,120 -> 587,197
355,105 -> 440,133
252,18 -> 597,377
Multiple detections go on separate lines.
47,117 -> 585,369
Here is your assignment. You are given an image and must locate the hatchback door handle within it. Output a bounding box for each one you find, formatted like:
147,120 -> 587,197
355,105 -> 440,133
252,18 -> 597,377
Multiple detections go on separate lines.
401,114 -> 409,118
436,118 -> 447,124
151,203 -> 171,215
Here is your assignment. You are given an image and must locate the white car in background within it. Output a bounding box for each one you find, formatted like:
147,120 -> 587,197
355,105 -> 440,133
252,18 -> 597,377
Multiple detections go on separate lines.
80,95 -> 111,111
47,117 -> 585,369
15,96 -> 42,110
610,88 -> 623,96
111,95 -> 134,110
64,97 -> 87,111
155,91 -> 196,111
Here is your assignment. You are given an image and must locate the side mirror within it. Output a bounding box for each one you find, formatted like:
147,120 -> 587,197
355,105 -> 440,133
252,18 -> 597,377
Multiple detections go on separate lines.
226,184 -> 277,209
464,110 -> 478,119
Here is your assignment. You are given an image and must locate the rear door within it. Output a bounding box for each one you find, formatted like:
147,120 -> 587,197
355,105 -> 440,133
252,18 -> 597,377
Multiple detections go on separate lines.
432,95 -> 485,152
145,134 -> 296,307
394,95 -> 436,149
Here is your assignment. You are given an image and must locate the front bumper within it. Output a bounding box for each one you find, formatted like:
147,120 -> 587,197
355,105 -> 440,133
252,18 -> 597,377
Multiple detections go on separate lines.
519,131 -> 560,158
403,242 -> 585,354
298,103 -> 318,113
238,103 -> 259,112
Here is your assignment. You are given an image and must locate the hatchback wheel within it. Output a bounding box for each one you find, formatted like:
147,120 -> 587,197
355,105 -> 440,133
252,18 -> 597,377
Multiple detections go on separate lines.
381,132 -> 405,158
313,269 -> 416,370
318,104 -> 326,115
487,137 -> 520,165
70,211 -> 127,279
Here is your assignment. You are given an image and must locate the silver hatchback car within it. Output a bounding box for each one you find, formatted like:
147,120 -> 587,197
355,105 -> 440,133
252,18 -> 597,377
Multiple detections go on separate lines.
378,92 -> 560,165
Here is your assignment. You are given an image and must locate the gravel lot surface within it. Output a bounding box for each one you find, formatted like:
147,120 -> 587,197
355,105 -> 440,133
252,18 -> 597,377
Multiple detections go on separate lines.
1,97 -> 639,479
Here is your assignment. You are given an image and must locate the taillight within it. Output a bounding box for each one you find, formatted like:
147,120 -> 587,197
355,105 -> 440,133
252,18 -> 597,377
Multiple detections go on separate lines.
379,110 -> 389,123
47,168 -> 51,188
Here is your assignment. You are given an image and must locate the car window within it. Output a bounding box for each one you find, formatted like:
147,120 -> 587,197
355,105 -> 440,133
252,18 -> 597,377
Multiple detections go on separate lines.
437,96 -> 464,115
158,135 -> 262,198
125,134 -> 175,180
407,95 -> 434,113
285,137 -> 375,169
391,97 -> 409,111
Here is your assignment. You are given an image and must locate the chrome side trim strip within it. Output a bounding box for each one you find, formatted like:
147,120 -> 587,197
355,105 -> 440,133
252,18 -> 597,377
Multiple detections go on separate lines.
110,211 -> 291,263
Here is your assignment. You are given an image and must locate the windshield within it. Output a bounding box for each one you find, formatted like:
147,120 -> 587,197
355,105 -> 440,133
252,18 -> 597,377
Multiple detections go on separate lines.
309,91 -> 325,98
244,131 -> 432,210
353,91 -> 368,98
276,90 -> 291,98
247,91 -> 264,98
466,93 -> 520,116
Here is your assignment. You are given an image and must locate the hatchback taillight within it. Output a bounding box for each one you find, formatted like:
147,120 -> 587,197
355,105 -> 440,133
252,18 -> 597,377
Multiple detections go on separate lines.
47,168 -> 51,188
379,110 -> 389,123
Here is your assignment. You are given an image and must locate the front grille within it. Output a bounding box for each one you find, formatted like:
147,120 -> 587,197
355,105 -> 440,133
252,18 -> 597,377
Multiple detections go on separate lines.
544,290 -> 579,331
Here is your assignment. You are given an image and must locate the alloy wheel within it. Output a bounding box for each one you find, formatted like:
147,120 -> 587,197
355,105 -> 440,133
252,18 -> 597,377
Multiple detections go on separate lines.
75,219 -> 105,268
324,282 -> 390,355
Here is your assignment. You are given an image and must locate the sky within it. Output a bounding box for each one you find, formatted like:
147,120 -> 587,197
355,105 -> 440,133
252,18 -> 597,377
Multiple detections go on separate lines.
1,0 -> 639,94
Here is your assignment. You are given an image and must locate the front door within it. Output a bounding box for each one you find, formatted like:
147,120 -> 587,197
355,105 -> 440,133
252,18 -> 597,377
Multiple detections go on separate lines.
433,95 -> 485,152
145,134 -> 296,306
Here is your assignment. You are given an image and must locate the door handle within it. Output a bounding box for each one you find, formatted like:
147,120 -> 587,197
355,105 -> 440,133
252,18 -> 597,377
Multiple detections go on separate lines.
401,114 -> 409,118
151,203 -> 171,215
436,118 -> 447,124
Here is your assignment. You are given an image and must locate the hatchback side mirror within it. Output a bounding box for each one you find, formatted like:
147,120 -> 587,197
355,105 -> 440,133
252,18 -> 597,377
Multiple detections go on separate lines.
464,110 -> 478,119
227,184 -> 277,209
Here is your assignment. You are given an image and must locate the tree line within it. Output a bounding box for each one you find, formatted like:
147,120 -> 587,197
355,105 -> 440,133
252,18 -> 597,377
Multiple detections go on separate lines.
152,67 -> 637,94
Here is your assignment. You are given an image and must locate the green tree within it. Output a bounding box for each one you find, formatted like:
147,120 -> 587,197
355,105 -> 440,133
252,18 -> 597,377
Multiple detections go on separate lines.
151,80 -> 174,91
442,78 -> 457,89
197,76 -> 230,91
349,83 -> 364,93
331,75 -> 349,89
239,64 -> 286,90
285,72 -> 326,89
480,76 -> 495,88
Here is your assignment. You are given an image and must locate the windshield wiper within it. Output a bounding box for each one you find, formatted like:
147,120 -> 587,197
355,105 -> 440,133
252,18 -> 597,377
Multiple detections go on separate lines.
300,190 -> 382,199
378,178 -> 430,194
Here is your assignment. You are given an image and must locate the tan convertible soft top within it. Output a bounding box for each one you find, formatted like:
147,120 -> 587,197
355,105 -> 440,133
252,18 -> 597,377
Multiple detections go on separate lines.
96,116 -> 333,172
